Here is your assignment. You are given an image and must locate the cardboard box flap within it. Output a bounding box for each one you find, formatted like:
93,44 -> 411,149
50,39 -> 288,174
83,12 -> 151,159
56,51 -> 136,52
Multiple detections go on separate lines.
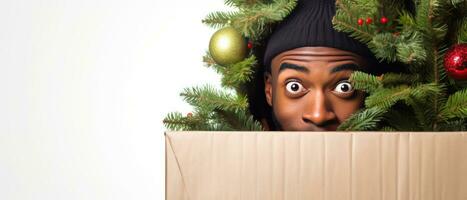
166,132 -> 467,200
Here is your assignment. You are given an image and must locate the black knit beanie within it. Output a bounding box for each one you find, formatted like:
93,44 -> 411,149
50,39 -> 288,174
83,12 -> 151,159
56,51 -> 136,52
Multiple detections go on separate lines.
263,0 -> 377,70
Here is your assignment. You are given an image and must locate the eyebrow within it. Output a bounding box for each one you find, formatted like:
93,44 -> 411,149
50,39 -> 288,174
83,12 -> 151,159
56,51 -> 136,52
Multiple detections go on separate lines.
330,63 -> 361,73
279,63 -> 309,73
279,62 -> 361,74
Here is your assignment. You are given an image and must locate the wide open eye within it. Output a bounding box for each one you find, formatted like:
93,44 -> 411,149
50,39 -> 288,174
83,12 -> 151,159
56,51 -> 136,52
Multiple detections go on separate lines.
285,81 -> 305,95
333,80 -> 354,94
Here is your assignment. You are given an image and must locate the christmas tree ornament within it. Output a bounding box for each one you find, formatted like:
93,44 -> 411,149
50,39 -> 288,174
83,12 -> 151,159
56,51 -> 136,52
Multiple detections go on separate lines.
187,112 -> 193,117
444,43 -> 467,80
366,17 -> 373,24
247,41 -> 253,49
209,27 -> 248,66
358,18 -> 364,25
380,17 -> 388,24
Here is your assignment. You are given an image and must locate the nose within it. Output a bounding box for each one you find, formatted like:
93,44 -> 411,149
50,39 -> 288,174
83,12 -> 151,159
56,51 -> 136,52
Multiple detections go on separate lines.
302,90 -> 337,126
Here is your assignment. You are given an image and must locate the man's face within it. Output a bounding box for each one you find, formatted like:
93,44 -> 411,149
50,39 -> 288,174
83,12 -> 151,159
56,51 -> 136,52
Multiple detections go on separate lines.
264,46 -> 367,131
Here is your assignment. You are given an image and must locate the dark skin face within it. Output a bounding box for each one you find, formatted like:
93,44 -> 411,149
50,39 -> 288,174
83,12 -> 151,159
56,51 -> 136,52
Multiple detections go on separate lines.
264,47 -> 368,131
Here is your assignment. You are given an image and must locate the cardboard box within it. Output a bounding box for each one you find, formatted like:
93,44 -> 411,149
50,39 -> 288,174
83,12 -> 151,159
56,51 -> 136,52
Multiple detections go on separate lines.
166,132 -> 467,200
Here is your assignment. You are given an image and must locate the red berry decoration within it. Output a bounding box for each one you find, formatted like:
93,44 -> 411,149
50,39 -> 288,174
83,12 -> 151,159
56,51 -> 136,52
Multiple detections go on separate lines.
366,17 -> 373,24
358,18 -> 364,26
444,43 -> 467,80
247,41 -> 253,49
187,112 -> 193,117
380,17 -> 388,24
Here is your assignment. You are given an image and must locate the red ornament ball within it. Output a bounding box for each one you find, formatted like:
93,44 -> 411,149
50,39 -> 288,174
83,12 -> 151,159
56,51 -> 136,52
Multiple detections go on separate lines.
444,43 -> 467,80
247,42 -> 253,49
366,17 -> 373,24
187,112 -> 193,117
358,18 -> 364,26
380,17 -> 388,24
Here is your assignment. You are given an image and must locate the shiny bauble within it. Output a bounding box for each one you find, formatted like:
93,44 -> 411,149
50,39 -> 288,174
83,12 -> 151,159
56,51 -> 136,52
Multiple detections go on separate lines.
444,43 -> 467,80
209,27 -> 247,66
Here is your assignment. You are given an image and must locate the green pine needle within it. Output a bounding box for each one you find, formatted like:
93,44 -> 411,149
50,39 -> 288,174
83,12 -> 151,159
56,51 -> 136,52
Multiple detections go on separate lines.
181,85 -> 248,112
202,11 -> 238,29
396,31 -> 427,65
365,85 -> 412,109
232,0 -> 297,39
349,71 -> 382,93
457,20 -> 467,43
440,89 -> 467,119
220,55 -> 257,89
163,112 -> 208,131
369,33 -> 398,62
384,107 -> 422,131
381,73 -> 420,86
380,126 -> 397,131
216,109 -> 263,131
203,0 -> 297,40
337,107 -> 387,131
224,0 -> 265,8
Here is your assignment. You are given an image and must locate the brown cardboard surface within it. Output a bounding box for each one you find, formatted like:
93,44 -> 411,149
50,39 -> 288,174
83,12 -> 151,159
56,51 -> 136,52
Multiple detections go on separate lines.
165,132 -> 467,200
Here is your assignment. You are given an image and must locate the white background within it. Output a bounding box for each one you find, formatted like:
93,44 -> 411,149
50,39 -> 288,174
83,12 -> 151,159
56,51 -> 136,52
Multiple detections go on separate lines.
0,0 -> 229,199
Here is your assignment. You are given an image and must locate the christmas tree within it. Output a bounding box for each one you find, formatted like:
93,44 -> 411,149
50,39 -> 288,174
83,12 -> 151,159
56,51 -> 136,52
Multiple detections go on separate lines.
163,0 -> 467,131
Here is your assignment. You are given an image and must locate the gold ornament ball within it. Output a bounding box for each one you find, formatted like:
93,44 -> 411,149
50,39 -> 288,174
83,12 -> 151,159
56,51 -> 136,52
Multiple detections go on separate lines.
209,27 -> 247,66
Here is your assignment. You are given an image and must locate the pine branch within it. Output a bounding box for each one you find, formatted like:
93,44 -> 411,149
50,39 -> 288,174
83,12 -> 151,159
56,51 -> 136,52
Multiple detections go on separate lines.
438,119 -> 467,131
402,97 -> 429,130
349,71 -> 382,93
181,85 -> 248,112
380,126 -> 397,131
457,20 -> 467,43
365,85 -> 412,108
203,0 -> 297,40
203,53 -> 257,90
202,51 -> 217,67
381,73 -> 420,86
163,112 -> 209,131
450,0 -> 467,7
333,8 -> 375,43
224,0 -> 266,8
439,89 -> 467,119
202,11 -> 238,29
409,83 -> 442,100
396,31 -> 427,65
329,0 -> 465,131
435,45 -> 449,83
399,11 -> 417,31
415,0 -> 440,36
364,83 -> 440,109
369,33 -> 398,62
427,44 -> 445,128
407,83 -> 444,130
220,55 -> 257,89
203,51 -> 225,76
163,112 -> 186,131
216,109 -> 263,130
379,0 -> 406,19
416,0 -> 449,43
232,0 -> 297,40
337,107 -> 387,131
384,106 -> 422,131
